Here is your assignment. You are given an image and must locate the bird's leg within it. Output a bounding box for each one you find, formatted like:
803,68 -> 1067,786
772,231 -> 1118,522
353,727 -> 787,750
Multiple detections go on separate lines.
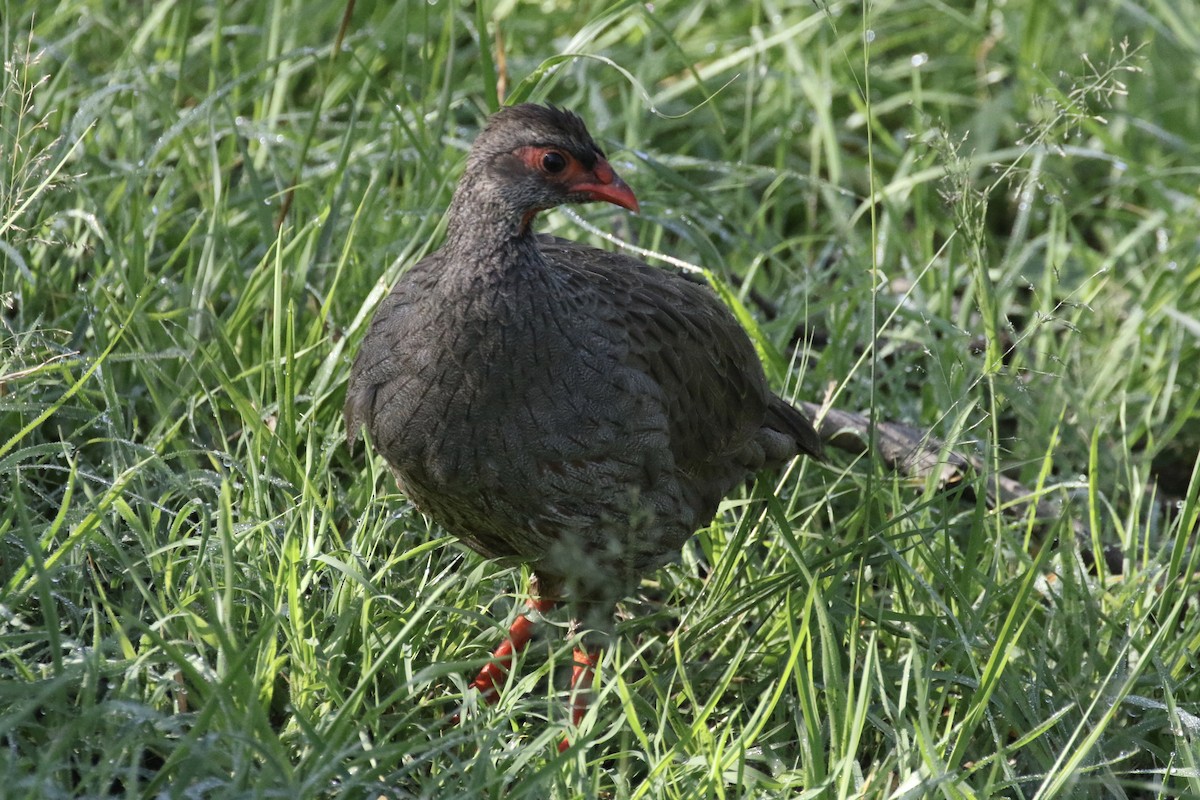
468,577 -> 557,706
557,644 -> 600,753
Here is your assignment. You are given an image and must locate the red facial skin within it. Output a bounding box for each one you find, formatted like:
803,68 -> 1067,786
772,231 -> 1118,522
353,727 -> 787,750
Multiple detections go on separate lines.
514,145 -> 639,232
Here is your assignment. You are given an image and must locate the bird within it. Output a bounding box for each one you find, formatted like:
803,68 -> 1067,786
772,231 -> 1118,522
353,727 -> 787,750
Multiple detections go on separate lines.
344,103 -> 822,750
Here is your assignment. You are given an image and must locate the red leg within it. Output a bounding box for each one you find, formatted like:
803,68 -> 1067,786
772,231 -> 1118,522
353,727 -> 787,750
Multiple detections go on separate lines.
557,646 -> 600,753
465,580 -> 557,707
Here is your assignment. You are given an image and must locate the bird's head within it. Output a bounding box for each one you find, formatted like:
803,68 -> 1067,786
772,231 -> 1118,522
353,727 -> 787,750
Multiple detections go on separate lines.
456,104 -> 639,234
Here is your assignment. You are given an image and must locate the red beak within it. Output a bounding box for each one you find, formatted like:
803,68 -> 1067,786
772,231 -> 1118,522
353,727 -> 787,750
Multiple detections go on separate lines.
573,158 -> 640,213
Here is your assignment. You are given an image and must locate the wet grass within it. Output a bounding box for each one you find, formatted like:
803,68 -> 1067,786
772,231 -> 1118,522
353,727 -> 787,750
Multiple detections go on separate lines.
3,0 -> 1199,797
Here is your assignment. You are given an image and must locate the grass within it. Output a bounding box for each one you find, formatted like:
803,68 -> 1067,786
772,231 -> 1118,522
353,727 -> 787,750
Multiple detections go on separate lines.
3,0 -> 1199,796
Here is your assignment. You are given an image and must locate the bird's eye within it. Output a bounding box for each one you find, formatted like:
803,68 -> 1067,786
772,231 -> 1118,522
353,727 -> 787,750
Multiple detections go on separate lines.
541,151 -> 568,173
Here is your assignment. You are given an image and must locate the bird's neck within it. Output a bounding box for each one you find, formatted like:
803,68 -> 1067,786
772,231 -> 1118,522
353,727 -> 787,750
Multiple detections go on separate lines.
437,205 -> 557,324
443,180 -> 546,277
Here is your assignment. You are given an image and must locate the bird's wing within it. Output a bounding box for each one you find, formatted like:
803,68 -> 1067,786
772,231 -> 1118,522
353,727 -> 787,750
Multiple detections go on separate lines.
539,236 -> 773,473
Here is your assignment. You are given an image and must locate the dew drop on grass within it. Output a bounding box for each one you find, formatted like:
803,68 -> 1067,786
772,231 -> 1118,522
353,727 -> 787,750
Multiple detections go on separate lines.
911,53 -> 928,68
864,29 -> 876,44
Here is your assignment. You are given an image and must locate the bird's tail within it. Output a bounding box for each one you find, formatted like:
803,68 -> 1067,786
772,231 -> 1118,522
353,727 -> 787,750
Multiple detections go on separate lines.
767,396 -> 824,462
